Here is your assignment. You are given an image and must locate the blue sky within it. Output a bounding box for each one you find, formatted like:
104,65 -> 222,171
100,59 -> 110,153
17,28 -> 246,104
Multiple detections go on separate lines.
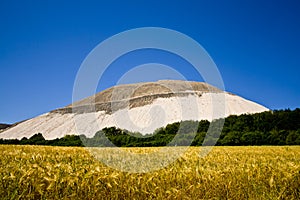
0,0 -> 299,124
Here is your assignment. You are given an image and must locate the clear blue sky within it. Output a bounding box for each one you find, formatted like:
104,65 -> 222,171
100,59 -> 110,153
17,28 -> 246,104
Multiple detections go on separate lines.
0,0 -> 300,124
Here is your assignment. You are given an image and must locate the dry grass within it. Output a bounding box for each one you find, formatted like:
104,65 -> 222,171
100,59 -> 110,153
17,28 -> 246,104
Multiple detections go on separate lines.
0,145 -> 299,199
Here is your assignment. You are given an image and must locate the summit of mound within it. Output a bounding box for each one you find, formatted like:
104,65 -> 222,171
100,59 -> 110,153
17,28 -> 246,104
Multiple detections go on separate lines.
60,80 -> 222,114
86,80 -> 221,103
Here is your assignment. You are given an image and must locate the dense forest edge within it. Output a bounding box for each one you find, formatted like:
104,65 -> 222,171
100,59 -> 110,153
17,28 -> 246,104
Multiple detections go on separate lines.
1,108 -> 300,146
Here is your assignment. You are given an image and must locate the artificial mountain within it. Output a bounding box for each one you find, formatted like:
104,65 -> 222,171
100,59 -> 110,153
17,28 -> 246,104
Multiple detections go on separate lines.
0,80 -> 268,139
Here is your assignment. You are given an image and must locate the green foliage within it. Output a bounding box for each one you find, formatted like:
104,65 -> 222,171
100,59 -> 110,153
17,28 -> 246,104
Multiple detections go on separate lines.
48,135 -> 83,146
286,130 -> 300,145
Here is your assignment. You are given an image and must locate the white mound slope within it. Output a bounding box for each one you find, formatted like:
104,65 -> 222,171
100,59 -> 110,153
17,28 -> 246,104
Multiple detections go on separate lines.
0,80 -> 268,139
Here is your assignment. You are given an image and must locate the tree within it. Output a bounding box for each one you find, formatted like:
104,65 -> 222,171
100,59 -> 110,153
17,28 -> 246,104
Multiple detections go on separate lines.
219,131 -> 242,146
286,130 -> 300,145
241,131 -> 263,145
27,133 -> 45,145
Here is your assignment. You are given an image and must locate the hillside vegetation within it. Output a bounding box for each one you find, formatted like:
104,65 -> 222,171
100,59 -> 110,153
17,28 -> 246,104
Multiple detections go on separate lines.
1,108 -> 300,146
0,123 -> 11,130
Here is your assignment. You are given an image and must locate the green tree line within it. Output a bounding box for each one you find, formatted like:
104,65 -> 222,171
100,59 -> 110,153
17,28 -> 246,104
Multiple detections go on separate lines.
1,108 -> 300,146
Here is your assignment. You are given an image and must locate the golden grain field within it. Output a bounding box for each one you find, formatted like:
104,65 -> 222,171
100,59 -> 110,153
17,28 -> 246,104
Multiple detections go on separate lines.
0,145 -> 299,199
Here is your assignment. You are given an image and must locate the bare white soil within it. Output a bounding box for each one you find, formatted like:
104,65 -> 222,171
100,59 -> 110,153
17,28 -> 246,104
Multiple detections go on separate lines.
0,93 -> 268,139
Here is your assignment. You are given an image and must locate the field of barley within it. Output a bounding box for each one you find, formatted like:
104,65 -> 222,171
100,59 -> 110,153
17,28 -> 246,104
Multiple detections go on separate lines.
0,145 -> 299,199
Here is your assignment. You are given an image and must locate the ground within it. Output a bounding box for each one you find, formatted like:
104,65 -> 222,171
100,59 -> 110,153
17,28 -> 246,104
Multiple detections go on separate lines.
1,145 -> 299,199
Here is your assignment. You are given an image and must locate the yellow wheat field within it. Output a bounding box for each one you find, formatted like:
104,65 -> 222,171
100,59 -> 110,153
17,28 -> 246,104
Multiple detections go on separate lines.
0,145 -> 299,199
